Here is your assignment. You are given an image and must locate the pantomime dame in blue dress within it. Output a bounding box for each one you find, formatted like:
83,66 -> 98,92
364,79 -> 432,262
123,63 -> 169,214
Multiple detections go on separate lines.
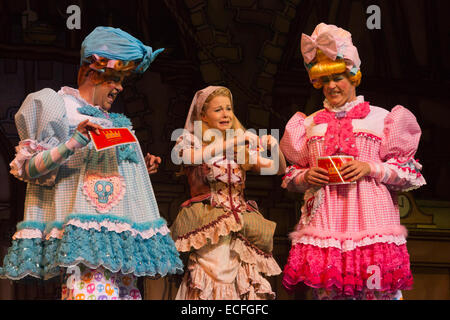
0,27 -> 183,300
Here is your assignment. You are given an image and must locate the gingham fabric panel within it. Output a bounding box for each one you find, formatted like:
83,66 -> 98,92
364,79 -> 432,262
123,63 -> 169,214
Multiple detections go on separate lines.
12,88 -> 70,185
19,88 -> 161,226
367,106 -> 426,191
280,104 -> 422,234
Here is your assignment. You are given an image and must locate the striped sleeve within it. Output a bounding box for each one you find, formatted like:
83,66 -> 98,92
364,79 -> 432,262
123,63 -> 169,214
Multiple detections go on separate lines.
26,130 -> 89,179
281,165 -> 310,193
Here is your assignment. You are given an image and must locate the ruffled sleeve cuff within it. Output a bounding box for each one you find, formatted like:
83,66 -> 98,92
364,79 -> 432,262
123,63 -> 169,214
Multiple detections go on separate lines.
9,139 -> 58,186
281,164 -> 310,193
367,158 -> 426,191
384,157 -> 426,191
9,131 -> 89,186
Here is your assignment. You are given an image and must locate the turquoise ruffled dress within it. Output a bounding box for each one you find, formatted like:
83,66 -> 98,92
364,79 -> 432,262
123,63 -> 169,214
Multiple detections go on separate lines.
0,87 -> 183,287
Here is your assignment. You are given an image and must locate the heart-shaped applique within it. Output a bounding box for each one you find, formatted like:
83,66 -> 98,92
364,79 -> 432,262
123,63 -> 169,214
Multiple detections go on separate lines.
83,173 -> 126,213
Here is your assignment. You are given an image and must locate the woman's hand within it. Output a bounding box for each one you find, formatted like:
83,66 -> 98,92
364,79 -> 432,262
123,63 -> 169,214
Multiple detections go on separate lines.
76,119 -> 102,139
305,167 -> 329,186
145,153 -> 162,175
340,160 -> 370,182
244,131 -> 260,149
259,134 -> 277,151
228,131 -> 257,161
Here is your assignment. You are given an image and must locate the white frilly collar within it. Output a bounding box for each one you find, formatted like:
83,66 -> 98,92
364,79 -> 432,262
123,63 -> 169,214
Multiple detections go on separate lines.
59,86 -> 108,114
323,95 -> 365,113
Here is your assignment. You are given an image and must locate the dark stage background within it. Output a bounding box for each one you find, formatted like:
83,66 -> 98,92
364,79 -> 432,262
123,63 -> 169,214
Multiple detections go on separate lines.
0,0 -> 448,300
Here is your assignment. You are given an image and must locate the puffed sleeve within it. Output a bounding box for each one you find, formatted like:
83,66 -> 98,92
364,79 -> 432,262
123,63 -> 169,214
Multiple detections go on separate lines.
10,88 -> 89,186
279,112 -> 311,193
366,105 -> 426,191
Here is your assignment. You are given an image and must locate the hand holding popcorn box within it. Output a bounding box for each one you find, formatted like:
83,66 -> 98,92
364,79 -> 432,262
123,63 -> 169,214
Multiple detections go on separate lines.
317,155 -> 355,185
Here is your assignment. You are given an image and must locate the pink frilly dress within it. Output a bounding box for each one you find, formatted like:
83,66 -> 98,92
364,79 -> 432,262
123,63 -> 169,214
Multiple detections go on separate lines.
280,96 -> 425,299
170,133 -> 282,300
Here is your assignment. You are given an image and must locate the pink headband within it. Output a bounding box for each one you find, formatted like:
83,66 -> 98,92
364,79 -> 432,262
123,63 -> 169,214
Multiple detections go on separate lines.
301,23 -> 361,75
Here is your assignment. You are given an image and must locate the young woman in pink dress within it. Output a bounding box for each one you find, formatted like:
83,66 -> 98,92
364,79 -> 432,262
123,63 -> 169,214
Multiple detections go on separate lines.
280,23 -> 426,300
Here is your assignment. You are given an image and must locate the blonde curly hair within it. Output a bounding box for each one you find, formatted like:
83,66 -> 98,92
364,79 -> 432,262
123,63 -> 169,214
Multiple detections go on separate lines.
308,49 -> 362,89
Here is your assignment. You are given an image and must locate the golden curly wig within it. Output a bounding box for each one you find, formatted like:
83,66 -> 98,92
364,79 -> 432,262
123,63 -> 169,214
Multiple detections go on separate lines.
308,49 -> 362,89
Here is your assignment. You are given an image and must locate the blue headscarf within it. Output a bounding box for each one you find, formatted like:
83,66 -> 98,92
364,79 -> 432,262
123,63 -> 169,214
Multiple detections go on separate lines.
80,26 -> 164,73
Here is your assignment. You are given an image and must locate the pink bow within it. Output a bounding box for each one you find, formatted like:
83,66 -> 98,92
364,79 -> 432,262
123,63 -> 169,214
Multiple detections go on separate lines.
301,33 -> 338,64
314,102 -> 370,157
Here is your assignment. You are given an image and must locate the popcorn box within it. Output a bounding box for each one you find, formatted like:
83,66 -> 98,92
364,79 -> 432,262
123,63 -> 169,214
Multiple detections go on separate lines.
317,155 -> 355,185
89,128 -> 137,151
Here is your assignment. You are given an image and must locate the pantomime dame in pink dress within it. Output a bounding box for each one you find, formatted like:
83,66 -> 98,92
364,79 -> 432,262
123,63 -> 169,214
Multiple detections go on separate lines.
280,23 -> 426,300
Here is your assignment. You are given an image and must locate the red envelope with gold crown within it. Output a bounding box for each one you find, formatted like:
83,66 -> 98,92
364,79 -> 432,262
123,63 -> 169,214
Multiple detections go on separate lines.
89,128 -> 137,151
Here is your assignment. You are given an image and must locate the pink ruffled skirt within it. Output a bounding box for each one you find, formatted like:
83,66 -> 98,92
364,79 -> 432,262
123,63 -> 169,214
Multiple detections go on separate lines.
283,242 -> 413,297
